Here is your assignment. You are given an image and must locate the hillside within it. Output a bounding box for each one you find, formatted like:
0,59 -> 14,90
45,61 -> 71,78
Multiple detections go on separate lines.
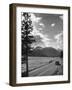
29,47 -> 60,57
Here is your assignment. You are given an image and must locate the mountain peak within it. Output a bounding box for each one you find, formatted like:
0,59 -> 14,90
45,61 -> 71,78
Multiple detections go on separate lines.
29,46 -> 60,57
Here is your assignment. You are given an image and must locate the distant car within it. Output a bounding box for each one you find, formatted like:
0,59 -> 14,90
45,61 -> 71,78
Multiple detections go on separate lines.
55,61 -> 61,66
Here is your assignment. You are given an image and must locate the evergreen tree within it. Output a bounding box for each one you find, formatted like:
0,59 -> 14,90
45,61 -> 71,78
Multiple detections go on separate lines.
21,13 -> 35,77
60,50 -> 63,58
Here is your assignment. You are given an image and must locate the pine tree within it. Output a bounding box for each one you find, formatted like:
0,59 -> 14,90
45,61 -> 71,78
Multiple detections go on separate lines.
60,50 -> 63,58
21,12 -> 35,77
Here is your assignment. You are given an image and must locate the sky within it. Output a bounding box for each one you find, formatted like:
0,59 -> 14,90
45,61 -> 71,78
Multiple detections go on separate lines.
23,13 -> 63,50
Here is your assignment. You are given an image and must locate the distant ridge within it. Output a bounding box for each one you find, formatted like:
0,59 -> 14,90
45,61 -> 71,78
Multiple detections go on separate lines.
29,47 -> 60,57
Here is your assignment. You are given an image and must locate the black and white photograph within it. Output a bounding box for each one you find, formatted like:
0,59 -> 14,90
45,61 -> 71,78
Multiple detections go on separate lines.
21,12 -> 63,77
9,4 -> 70,86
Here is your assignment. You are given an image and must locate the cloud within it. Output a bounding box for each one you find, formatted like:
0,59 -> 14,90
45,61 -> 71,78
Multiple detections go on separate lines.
31,13 -> 42,23
30,13 -> 51,48
55,32 -> 63,39
51,23 -> 55,27
31,26 -> 50,47
38,28 -> 43,31
54,32 -> 63,49
39,23 -> 44,27
59,16 -> 63,20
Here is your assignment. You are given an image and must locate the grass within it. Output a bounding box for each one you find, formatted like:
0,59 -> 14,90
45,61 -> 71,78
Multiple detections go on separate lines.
28,57 -> 63,76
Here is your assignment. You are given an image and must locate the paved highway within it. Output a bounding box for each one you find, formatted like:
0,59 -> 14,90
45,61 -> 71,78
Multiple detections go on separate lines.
29,59 -> 63,76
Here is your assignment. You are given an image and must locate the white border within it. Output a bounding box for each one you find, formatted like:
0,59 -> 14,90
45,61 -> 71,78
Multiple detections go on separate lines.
16,7 -> 68,83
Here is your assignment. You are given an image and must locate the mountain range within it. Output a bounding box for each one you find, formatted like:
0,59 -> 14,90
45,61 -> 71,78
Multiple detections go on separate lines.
29,47 -> 61,57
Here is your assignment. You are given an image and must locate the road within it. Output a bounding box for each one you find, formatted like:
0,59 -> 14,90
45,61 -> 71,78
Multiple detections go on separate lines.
28,57 -> 63,76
